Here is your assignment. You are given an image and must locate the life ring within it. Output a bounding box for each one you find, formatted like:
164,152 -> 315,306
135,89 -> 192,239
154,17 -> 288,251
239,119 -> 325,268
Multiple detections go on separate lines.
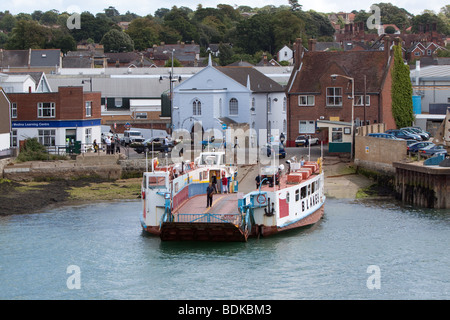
256,193 -> 266,205
153,159 -> 159,168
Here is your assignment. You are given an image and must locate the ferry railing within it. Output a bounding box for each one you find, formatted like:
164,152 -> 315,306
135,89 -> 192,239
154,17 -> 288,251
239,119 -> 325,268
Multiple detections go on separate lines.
175,213 -> 242,225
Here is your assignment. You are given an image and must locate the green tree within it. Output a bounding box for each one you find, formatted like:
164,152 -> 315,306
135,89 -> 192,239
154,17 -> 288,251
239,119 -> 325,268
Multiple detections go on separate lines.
163,6 -> 198,43
391,44 -> 414,128
272,10 -> 304,51
126,17 -> 160,51
0,11 -> 17,32
289,0 -> 302,12
100,29 -> 134,52
6,20 -> 50,49
235,13 -> 274,54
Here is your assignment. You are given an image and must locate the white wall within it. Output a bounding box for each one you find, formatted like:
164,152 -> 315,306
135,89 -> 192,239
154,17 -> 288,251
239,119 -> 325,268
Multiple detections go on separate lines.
0,132 -> 10,151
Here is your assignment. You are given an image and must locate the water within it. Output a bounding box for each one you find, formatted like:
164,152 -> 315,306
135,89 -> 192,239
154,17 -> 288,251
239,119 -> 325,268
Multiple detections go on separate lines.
0,199 -> 449,300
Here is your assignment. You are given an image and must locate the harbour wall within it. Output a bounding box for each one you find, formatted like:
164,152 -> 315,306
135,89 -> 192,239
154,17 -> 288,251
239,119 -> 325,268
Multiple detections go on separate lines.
353,136 -> 450,209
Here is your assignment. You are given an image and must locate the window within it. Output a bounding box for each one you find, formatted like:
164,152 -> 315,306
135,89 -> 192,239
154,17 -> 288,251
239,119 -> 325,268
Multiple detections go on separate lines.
427,49 -> 432,55
301,186 -> 307,199
298,95 -> 315,106
192,99 -> 201,116
414,51 -> 421,56
11,130 -> 17,147
38,129 -> 56,146
299,120 -> 315,134
85,128 -> 92,144
295,189 -> 300,201
331,127 -> 343,142
38,102 -> 55,118
229,98 -> 238,115
85,101 -> 92,117
326,87 -> 342,106
11,102 -> 17,118
135,112 -> 147,119
355,95 -> 370,106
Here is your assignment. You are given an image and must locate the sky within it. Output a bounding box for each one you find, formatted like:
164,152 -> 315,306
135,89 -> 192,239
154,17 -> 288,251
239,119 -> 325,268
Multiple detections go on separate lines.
2,0 -> 445,16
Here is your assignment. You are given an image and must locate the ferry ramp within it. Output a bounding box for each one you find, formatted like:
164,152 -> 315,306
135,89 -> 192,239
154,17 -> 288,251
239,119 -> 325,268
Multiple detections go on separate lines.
160,193 -> 248,241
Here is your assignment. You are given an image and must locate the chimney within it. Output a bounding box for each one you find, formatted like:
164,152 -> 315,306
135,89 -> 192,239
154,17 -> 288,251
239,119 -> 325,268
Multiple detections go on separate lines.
308,39 -> 316,52
384,36 -> 391,60
293,38 -> 303,70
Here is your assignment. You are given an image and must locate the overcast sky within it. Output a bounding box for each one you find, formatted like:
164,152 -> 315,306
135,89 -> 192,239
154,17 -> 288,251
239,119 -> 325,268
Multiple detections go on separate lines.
3,0 -> 445,16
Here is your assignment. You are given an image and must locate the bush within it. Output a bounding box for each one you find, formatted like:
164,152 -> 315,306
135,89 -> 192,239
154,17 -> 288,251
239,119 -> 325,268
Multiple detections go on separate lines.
16,138 -> 67,162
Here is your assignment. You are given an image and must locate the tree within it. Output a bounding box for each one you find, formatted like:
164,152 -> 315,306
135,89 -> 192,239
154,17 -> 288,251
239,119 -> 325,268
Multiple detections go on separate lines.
385,26 -> 396,34
391,44 -> 414,128
101,29 -> 134,52
289,0 -> 302,12
126,17 -> 160,51
6,20 -> 50,49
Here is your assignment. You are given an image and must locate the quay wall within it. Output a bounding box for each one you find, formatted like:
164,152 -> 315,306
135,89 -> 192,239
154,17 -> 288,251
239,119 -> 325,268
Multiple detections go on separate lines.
354,136 -> 407,175
393,162 -> 450,209
2,154 -> 149,181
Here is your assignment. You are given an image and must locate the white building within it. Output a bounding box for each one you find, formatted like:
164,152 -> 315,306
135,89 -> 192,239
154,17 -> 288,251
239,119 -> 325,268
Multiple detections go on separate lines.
172,57 -> 287,145
277,45 -> 293,64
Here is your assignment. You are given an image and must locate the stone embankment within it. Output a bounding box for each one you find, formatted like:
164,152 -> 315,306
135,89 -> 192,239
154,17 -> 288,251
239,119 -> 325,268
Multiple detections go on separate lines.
2,153 -> 150,181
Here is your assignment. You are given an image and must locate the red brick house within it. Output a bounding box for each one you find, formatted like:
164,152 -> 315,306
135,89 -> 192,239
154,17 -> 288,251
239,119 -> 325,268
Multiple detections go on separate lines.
285,37 -> 397,149
7,87 -> 101,152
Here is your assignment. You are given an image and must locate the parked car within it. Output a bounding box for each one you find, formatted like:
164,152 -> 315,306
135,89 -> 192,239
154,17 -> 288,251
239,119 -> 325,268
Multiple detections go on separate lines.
367,133 -> 400,139
295,135 -> 319,147
260,143 -> 286,158
133,137 -> 172,154
418,144 -> 447,158
259,166 -> 280,186
123,130 -> 145,146
385,129 -> 422,141
401,127 -> 430,140
407,141 -> 434,155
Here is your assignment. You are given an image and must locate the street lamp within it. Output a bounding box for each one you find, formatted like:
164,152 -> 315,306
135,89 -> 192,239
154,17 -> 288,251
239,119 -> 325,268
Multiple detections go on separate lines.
331,73 -> 354,160
81,77 -> 92,91
163,49 -> 176,134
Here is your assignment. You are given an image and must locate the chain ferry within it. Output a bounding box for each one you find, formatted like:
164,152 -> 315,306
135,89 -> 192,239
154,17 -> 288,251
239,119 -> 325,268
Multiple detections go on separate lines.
140,151 -> 325,241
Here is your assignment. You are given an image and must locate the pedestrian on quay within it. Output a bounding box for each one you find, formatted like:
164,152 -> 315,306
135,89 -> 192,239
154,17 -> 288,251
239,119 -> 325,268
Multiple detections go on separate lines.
255,174 -> 261,189
211,173 -> 218,193
222,175 -> 228,194
206,183 -> 214,208
93,139 -> 99,153
105,136 -> 111,154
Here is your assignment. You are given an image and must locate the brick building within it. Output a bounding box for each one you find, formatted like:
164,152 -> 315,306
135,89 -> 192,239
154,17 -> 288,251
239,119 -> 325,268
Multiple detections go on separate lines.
286,37 -> 397,148
7,87 -> 102,152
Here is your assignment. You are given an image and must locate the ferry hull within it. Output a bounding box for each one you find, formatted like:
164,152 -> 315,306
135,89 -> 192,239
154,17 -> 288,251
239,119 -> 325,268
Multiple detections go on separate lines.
160,222 -> 247,242
255,203 -> 324,237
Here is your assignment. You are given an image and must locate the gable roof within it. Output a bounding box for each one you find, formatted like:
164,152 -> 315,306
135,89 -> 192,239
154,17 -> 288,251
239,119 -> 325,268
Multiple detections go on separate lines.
0,50 -> 29,68
30,49 -> 61,67
288,50 -> 390,93
215,66 -> 284,93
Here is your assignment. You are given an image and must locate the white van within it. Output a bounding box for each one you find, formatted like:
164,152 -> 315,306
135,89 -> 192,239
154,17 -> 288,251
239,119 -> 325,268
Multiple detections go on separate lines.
123,130 -> 145,145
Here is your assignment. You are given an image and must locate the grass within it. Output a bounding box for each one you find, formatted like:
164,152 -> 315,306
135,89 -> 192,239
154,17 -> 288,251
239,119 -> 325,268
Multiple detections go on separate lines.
67,178 -> 142,201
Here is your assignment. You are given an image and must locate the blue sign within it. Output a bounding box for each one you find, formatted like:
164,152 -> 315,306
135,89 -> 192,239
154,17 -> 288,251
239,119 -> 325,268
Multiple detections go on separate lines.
12,119 -> 101,128
222,123 -> 227,130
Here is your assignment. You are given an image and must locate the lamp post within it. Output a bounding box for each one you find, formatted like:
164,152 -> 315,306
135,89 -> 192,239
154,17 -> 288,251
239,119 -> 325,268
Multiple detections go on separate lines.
163,49 -> 175,134
331,74 -> 354,159
81,77 -> 92,91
